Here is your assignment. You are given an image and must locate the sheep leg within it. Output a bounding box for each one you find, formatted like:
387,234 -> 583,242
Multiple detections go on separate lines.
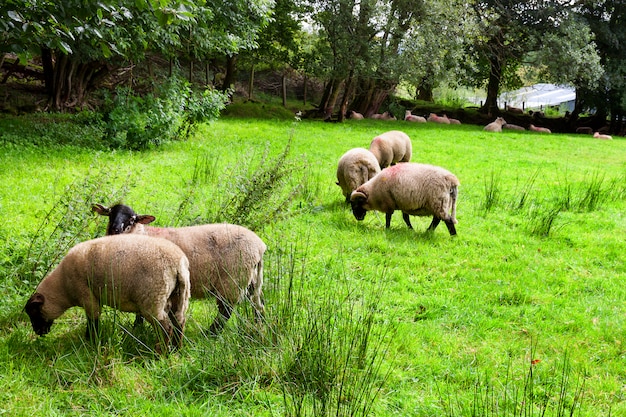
209,299 -> 233,335
427,216 -> 441,232
385,212 -> 394,228
444,219 -> 457,236
402,213 -> 413,229
133,313 -> 145,328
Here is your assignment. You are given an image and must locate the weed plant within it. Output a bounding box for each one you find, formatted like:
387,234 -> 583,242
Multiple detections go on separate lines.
1,114 -> 625,416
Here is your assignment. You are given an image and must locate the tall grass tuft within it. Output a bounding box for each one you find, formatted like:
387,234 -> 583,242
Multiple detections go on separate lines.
481,170 -> 502,214
440,345 -> 586,416
510,169 -> 539,211
158,244 -> 395,416
212,137 -> 306,231
22,163 -> 130,284
528,203 -> 563,237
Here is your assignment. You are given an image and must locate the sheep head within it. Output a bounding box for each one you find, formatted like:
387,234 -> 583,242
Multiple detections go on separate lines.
24,293 -> 54,336
350,191 -> 369,221
93,204 -> 156,235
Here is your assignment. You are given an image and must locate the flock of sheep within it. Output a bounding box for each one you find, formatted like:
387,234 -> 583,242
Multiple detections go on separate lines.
336,130 -> 460,236
24,108 -> 612,354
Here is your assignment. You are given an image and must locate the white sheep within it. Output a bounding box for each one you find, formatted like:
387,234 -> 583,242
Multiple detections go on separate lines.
24,234 -> 190,354
594,132 -> 612,140
93,204 -> 267,334
427,113 -> 450,124
368,130 -> 412,169
483,117 -> 507,132
404,110 -> 426,123
350,110 -> 364,120
350,162 -> 459,235
529,124 -> 551,133
503,123 -> 526,131
336,148 -> 381,202
445,115 -> 462,125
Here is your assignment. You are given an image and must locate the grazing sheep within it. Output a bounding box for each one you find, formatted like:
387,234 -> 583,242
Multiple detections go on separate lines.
350,110 -> 364,120
594,132 -> 613,140
529,124 -> 551,133
336,148 -> 381,203
427,113 -> 450,124
24,235 -> 190,354
484,117 -> 507,132
503,123 -> 526,131
368,130 -> 413,169
576,127 -> 593,135
92,204 -> 267,334
350,163 -> 459,236
405,110 -> 426,123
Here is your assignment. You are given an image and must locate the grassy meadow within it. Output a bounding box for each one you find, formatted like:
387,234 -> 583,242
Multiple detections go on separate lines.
1,111 -> 625,416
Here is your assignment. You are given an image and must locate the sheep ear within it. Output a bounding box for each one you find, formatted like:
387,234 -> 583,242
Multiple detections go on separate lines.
136,215 -> 156,225
350,191 -> 367,202
92,204 -> 110,216
25,293 -> 45,313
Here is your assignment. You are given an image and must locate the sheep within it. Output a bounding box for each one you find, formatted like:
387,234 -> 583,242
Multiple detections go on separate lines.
529,124 -> 551,133
427,113 -> 450,124
404,110 -> 426,123
594,132 -> 613,140
445,115 -> 462,125
368,130 -> 413,169
350,110 -> 364,120
483,117 -> 507,132
503,123 -> 526,131
349,162 -> 459,236
24,234 -> 190,354
336,148 -> 381,203
92,203 -> 267,334
507,105 -> 524,114
369,111 -> 389,120
576,127 -> 593,135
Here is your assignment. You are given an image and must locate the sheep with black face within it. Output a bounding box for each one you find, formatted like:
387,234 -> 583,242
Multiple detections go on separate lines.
93,203 -> 267,334
350,163 -> 459,236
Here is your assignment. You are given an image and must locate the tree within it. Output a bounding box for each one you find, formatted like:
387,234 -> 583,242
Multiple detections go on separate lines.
575,1 -> 626,132
400,0 -> 477,103
0,1 -> 196,110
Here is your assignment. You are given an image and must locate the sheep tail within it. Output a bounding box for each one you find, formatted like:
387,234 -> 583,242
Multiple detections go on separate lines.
449,184 -> 459,224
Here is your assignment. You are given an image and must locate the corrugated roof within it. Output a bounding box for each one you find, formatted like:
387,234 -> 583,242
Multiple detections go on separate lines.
499,83 -> 575,109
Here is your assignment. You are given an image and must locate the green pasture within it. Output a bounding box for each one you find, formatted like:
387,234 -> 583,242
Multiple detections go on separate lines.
0,113 -> 625,416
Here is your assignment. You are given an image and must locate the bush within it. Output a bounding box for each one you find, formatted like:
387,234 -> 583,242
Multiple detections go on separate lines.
101,77 -> 229,150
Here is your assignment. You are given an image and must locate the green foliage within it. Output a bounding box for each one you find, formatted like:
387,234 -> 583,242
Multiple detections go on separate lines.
101,77 -> 228,150
213,136 -> 304,231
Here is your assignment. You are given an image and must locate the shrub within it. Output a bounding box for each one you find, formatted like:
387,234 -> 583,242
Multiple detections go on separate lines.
101,77 -> 229,150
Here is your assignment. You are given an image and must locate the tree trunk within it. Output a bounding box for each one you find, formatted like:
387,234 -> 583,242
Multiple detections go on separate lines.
481,55 -> 503,116
303,74 -> 308,106
41,48 -> 54,96
248,64 -> 255,100
338,72 -> 354,122
221,55 -> 237,92
282,73 -> 287,107
416,76 -> 434,102
321,78 -> 342,120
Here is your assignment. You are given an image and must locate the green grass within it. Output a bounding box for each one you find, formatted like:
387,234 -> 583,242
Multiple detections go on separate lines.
1,113 -> 626,416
